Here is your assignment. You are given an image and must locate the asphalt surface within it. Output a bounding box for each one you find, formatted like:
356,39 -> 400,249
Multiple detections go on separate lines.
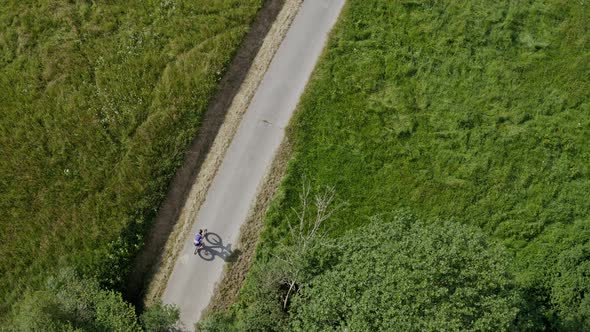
162,0 -> 345,329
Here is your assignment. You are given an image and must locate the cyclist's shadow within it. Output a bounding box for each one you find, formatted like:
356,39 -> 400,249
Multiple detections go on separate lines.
197,232 -> 236,262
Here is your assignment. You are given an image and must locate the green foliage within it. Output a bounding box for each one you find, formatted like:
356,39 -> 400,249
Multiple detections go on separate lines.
139,301 -> 179,332
288,217 -> 524,331
0,0 -> 262,314
515,220 -> 590,330
552,243 -> 590,330
200,214 -> 529,331
7,268 -> 141,332
196,260 -> 287,332
196,312 -> 238,332
252,0 -> 588,328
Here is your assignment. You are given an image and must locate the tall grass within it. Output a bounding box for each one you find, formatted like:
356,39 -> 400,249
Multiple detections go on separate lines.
253,0 -> 589,328
0,0 -> 261,316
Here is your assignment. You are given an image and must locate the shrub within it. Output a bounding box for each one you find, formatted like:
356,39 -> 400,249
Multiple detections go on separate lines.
139,301 -> 180,332
288,217 -> 525,331
7,268 -> 141,332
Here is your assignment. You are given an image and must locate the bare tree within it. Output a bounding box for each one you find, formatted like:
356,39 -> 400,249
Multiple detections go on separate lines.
273,182 -> 338,309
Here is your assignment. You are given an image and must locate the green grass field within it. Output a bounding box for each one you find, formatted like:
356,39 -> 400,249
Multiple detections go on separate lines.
203,0 -> 590,330
0,0 -> 261,316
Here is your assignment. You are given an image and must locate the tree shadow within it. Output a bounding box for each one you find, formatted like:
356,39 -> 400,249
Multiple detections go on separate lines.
196,232 -> 242,262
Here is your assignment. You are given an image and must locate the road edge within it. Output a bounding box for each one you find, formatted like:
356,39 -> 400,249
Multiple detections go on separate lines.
201,0 -> 350,319
202,134 -> 293,316
142,0 -> 304,307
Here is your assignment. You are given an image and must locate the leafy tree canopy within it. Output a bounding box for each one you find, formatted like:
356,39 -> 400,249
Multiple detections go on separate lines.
6,268 -> 141,332
288,216 -> 525,332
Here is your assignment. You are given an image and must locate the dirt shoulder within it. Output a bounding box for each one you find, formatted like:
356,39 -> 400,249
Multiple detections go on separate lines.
133,0 -> 303,308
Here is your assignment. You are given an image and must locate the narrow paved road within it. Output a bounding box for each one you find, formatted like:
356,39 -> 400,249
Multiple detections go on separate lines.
162,0 -> 345,329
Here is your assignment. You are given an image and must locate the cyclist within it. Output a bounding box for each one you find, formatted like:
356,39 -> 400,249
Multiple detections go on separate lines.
194,229 -> 207,253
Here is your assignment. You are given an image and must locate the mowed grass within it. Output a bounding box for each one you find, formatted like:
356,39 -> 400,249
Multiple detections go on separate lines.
256,0 -> 589,327
0,0 -> 261,315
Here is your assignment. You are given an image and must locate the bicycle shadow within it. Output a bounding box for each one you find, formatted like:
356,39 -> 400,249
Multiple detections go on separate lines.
196,232 -> 241,262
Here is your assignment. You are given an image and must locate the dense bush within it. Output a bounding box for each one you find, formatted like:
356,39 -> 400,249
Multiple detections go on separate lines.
5,268 -> 179,332
0,0 -> 261,316
6,268 -> 141,332
196,260 -> 287,332
288,218 -> 524,331
139,301 -> 179,332
199,215 -> 528,331
515,220 -> 590,330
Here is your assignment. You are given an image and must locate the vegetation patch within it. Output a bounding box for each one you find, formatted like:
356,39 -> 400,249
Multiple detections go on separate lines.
6,268 -> 179,331
199,0 -> 589,330
287,218 -> 522,332
199,214 -> 524,331
0,0 -> 261,318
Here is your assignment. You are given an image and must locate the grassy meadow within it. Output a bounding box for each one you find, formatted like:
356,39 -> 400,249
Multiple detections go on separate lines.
201,0 -> 590,330
0,0 -> 261,317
